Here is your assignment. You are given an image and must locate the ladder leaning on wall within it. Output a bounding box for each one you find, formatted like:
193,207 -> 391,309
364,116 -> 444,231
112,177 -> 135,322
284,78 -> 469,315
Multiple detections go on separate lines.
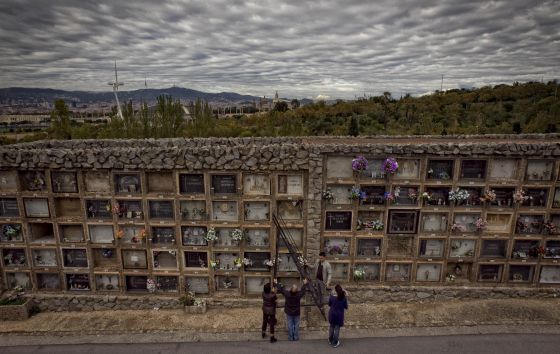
272,213 -> 327,320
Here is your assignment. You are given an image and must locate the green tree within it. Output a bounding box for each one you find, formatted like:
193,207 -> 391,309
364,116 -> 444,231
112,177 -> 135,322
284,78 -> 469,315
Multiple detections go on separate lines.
290,99 -> 300,109
348,116 -> 359,136
48,99 -> 72,139
273,101 -> 289,112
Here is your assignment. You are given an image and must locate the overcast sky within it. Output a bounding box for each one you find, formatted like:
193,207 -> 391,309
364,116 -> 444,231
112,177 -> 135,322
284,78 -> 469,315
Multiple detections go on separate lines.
0,0 -> 558,99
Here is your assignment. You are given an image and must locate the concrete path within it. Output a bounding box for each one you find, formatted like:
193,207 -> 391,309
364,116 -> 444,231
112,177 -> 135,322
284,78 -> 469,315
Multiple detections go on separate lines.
3,334 -> 560,354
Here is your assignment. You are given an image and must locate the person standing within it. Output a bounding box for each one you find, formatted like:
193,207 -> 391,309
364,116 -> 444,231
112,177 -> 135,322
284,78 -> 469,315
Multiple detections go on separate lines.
328,284 -> 348,348
275,278 -> 308,341
314,252 -> 332,288
261,282 -> 278,343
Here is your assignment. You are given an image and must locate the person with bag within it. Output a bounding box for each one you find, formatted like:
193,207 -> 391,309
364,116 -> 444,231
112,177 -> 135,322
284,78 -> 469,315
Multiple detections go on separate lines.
261,282 -> 278,343
328,284 -> 348,348
275,278 -> 308,341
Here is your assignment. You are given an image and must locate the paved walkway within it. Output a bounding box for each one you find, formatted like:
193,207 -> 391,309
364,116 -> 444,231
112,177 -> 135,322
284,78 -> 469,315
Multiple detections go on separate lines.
3,334 -> 560,354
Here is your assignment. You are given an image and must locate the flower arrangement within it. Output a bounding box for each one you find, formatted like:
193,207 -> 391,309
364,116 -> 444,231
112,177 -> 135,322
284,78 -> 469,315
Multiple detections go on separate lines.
264,259 -> 277,267
210,259 -> 219,269
352,155 -> 369,172
382,157 -> 398,175
513,189 -> 529,204
112,203 -> 121,215
116,229 -> 125,239
349,186 -> 366,201
242,257 -> 253,266
383,191 -> 395,203
297,255 -> 308,267
231,228 -> 244,242
233,257 -> 243,269
139,229 -> 148,239
480,190 -> 497,202
102,249 -> 113,258
475,218 -> 487,232
448,188 -> 470,203
322,189 -> 334,201
327,245 -> 343,255
544,220 -> 558,234
205,227 -> 218,242
421,192 -> 432,201
372,219 -> 384,231
408,188 -> 418,201
445,274 -> 456,282
451,223 -> 466,233
146,278 -> 157,293
532,246 -> 546,257
354,269 -> 365,281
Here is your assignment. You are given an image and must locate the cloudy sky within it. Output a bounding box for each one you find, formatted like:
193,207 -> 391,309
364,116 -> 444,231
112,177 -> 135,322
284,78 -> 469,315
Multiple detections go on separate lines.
0,0 -> 558,99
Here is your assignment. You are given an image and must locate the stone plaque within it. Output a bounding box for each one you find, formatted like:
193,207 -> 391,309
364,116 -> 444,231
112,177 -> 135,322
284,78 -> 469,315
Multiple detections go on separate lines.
325,211 -> 352,231
0,198 -> 19,217
212,175 -> 237,194
180,174 -> 205,194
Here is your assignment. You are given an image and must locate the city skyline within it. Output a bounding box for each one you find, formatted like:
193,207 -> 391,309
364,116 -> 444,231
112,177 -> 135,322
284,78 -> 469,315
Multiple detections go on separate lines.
0,0 -> 559,99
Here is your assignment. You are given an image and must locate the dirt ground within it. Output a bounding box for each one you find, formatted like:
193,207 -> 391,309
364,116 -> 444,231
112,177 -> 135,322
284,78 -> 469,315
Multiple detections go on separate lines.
1,299 -> 559,335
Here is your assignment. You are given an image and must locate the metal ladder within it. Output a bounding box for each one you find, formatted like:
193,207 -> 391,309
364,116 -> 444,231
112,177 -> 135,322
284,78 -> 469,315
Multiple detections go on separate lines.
272,213 -> 326,320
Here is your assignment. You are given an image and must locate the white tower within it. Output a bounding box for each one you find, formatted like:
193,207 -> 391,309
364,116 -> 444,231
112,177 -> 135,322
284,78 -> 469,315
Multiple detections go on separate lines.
108,61 -> 124,119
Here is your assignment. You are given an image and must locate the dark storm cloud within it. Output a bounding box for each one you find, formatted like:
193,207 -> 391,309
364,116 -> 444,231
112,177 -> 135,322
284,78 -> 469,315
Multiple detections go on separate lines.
0,0 -> 558,98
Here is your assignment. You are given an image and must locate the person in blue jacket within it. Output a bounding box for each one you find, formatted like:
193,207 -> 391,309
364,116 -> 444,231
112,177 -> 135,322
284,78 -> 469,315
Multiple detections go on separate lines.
328,284 -> 348,348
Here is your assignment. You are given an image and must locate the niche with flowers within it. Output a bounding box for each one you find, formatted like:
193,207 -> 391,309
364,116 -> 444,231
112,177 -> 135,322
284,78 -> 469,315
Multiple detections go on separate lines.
244,252 -> 270,272
511,240 -> 540,259
181,226 -> 208,246
19,171 -> 47,191
32,248 -> 59,267
392,186 -> 419,205
115,173 -> 141,194
526,160 -> 554,181
323,238 -> 350,257
180,200 -> 207,221
152,250 -> 178,269
86,199 -> 112,219
215,275 -> 239,290
487,188 -> 515,207
446,262 -> 472,282
515,214 -> 544,234
356,210 -> 384,233
426,160 -> 454,180
354,263 -> 380,281
356,238 -> 382,257
2,248 -> 27,266
114,200 -> 144,219
423,187 -> 450,206
0,223 -> 23,242
521,188 -> 548,207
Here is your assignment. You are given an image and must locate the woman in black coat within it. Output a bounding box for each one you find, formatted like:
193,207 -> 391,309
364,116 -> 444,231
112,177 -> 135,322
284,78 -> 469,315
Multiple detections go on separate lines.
328,284 -> 348,348
262,282 -> 278,343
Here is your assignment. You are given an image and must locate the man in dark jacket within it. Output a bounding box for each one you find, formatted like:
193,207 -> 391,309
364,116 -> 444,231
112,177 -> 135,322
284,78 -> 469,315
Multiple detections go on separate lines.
275,278 -> 308,341
262,282 -> 277,343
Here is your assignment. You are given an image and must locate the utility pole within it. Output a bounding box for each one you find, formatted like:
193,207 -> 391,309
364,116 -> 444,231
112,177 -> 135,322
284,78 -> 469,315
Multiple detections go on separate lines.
441,74 -> 444,92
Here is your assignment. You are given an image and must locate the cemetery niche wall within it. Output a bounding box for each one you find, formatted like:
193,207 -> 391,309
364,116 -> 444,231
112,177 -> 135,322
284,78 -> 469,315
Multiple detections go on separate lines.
0,135 -> 560,300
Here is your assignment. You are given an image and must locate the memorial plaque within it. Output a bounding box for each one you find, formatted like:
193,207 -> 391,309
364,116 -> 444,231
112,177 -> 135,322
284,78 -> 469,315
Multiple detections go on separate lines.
36,273 -> 61,290
115,174 -> 141,194
326,156 -> 353,179
460,160 -> 487,179
508,265 -> 534,282
515,214 -> 544,234
2,248 -> 27,266
421,213 -> 448,233
356,238 -> 382,257
0,223 -> 23,242
416,264 -> 442,282
181,226 -> 208,246
478,264 -> 502,281
480,240 -> 507,258
246,277 -> 270,294
180,200 -> 207,221
360,186 -> 386,205
215,275 -> 239,290
330,263 -> 349,281
24,198 -> 50,217
86,199 -> 112,219
426,160 -> 454,180
423,187 -> 450,206
539,266 -> 560,284
149,200 -> 174,219
155,276 -> 178,292
19,171 -> 47,191
122,250 -> 147,269
449,239 -> 476,258
151,227 -> 175,245
0,198 -> 19,217
544,240 -> 560,259
354,263 -> 381,281
212,201 -> 238,221
526,160 -> 554,181
51,172 -> 78,193
180,174 -> 205,194
511,240 -> 539,259
247,228 -> 271,247
277,200 -> 303,220
278,175 -> 303,195
387,236 -> 414,256
489,159 -> 518,180
419,239 -> 444,257
185,277 -> 209,294
32,249 -> 58,267
323,238 -> 350,256
54,198 -> 81,218
125,275 -> 147,291
325,211 -> 352,231
0,171 -> 18,192
214,252 -> 239,271
147,172 -> 174,194
184,251 -> 208,268
394,159 -> 419,179
62,248 -> 88,268
85,172 -> 111,193
327,185 -> 353,205
446,262 -> 472,282
486,213 -> 512,233
278,253 -> 298,272
388,210 -> 418,234
212,175 -> 237,194
385,263 -> 411,282
92,248 -> 118,268
59,224 -> 85,243
244,252 -> 270,272
66,273 -> 90,291
244,202 -> 269,221
452,213 -> 481,233
152,250 -> 178,269
95,274 -> 120,291
115,199 -> 143,219
88,225 -> 114,244
521,188 -> 548,207
243,174 -> 270,195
